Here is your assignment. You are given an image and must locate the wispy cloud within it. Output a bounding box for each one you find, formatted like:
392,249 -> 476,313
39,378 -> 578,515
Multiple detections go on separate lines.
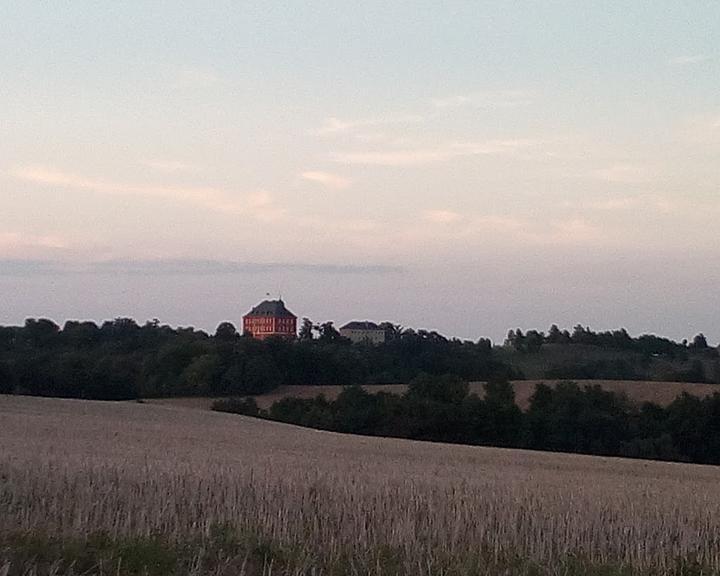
593,163 -> 653,184
0,232 -> 67,251
13,166 -> 283,221
593,197 -> 637,211
413,210 -> 603,248
300,170 -> 352,189
0,231 -> 70,260
668,54 -> 711,66
143,159 -> 201,173
422,210 -> 462,224
592,195 -> 676,215
332,149 -> 444,166
430,90 -> 533,109
0,258 -> 403,277
519,218 -> 601,246
331,139 -> 537,166
316,114 -> 424,136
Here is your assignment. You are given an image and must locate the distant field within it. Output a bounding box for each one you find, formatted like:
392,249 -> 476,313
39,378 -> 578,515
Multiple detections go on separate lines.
147,379 -> 720,412
3,395 -> 720,575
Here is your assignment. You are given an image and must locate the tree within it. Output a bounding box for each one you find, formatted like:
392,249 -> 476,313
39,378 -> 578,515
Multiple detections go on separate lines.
0,361 -> 13,394
215,322 -> 238,341
379,322 -> 404,341
316,321 -> 341,342
546,324 -> 570,345
23,318 -> 60,348
299,318 -> 314,340
505,329 -> 523,350
482,379 -> 523,446
181,354 -> 221,394
62,321 -> 100,348
476,338 -> 492,352
525,330 -> 544,353
547,324 -> 562,344
334,385 -> 383,434
407,373 -> 468,404
243,356 -> 282,394
690,333 -> 709,350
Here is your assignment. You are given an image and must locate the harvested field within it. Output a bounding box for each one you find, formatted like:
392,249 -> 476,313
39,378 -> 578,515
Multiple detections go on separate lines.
2,395 -> 720,575
147,379 -> 719,411
510,379 -> 719,410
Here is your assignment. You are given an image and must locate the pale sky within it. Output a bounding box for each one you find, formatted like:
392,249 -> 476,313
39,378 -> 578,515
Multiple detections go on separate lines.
1,1 -> 719,342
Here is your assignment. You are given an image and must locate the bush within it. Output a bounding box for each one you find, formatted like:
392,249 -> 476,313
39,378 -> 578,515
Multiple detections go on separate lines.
212,397 -> 261,417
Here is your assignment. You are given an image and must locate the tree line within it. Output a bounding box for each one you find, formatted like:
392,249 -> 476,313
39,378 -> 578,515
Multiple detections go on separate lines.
0,318 -> 716,400
214,376 -> 720,466
0,318 -> 511,399
506,324 -> 712,356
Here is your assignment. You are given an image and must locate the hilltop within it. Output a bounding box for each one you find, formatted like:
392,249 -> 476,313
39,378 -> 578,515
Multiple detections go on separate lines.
1,319 -> 718,402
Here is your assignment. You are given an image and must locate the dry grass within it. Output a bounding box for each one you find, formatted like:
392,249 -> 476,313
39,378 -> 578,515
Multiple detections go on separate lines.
147,380 -> 719,412
3,395 -> 720,575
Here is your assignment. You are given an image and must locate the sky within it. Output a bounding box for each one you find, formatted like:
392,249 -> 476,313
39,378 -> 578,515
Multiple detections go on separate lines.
1,1 -> 719,343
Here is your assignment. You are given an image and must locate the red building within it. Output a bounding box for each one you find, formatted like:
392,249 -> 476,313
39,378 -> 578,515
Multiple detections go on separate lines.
242,299 -> 297,340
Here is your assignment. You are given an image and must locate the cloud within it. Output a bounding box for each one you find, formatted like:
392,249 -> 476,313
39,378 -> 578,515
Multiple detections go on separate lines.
0,258 -> 403,277
331,139 -> 537,166
143,160 -> 200,173
668,55 -> 711,66
519,218 -> 601,246
300,171 -> 352,189
430,90 -> 533,109
592,163 -> 653,184
593,197 -> 638,211
0,232 -> 70,259
13,166 -> 283,221
591,194 -> 677,215
0,232 -> 67,251
316,114 -> 424,136
448,139 -> 537,155
592,195 -> 677,215
414,207 -> 603,247
423,210 -> 462,224
331,149 -> 444,166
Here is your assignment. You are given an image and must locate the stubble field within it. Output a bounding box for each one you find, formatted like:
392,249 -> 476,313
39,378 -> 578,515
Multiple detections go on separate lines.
2,394 -> 720,575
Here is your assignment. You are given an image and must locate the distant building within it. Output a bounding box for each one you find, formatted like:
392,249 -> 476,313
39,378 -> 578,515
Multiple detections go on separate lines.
339,321 -> 386,344
243,299 -> 297,340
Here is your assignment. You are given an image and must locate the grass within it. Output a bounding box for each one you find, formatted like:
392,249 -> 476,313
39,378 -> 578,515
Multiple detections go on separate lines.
2,531 -> 713,576
3,395 -> 720,575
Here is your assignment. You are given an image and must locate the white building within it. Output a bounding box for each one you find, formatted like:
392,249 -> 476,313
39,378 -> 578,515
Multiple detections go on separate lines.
339,321 -> 386,344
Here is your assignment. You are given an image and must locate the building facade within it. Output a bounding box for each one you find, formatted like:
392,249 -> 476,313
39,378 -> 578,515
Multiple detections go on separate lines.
339,321 -> 386,344
243,299 -> 297,340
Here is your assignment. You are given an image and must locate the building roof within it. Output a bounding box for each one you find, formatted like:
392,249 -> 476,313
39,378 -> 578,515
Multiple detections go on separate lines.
244,299 -> 296,318
340,321 -> 383,331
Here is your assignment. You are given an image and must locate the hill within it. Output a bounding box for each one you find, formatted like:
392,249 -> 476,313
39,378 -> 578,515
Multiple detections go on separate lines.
497,342 -> 720,382
2,395 -> 720,575
4,319 -> 718,403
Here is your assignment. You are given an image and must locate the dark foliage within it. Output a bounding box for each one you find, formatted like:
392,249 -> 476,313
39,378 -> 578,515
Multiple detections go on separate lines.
218,375 -> 720,467
508,324 -> 717,361
1,318 -> 717,401
0,318 -> 513,400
